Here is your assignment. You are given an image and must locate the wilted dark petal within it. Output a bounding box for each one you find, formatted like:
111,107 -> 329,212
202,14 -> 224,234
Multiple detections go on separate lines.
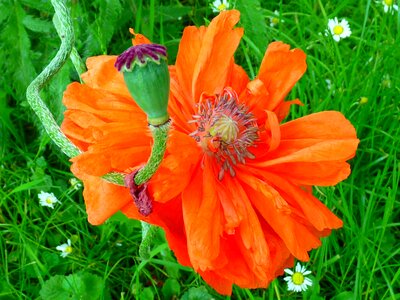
124,171 -> 153,216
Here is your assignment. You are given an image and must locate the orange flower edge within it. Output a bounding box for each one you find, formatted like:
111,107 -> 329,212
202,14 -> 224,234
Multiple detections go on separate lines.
61,10 -> 359,295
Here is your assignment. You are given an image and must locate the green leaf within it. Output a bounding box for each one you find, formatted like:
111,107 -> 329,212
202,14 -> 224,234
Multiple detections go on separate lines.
181,286 -> 213,300
140,287 -> 154,300
23,15 -> 52,33
162,278 -> 181,299
0,1 -> 11,25
40,272 -> 104,300
158,5 -> 192,22
20,0 -> 53,13
331,291 -> 356,300
97,0 -> 122,51
0,1 -> 36,101
236,0 -> 268,57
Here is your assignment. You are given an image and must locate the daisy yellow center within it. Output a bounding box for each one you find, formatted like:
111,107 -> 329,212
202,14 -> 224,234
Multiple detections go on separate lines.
46,198 -> 53,204
292,272 -> 305,285
333,25 -> 344,35
65,246 -> 73,253
384,0 -> 393,5
190,88 -> 258,180
271,17 -> 279,25
218,4 -> 227,11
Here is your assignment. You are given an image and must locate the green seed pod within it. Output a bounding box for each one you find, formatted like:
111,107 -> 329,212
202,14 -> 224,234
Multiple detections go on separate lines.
115,44 -> 170,126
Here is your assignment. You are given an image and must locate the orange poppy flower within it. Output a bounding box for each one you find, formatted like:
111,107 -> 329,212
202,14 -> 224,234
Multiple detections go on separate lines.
61,10 -> 359,295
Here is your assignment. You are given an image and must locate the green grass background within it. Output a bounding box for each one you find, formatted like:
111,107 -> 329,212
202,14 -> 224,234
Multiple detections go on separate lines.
0,0 -> 399,299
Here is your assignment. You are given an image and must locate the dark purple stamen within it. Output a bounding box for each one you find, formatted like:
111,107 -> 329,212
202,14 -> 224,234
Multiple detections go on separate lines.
124,171 -> 153,216
115,44 -> 167,71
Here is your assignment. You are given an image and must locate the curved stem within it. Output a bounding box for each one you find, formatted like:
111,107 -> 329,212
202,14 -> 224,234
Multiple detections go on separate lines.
102,121 -> 170,186
26,0 -> 81,158
138,221 -> 159,259
135,122 -> 170,185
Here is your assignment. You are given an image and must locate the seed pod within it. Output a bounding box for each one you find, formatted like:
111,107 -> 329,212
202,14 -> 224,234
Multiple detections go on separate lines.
115,44 -> 170,126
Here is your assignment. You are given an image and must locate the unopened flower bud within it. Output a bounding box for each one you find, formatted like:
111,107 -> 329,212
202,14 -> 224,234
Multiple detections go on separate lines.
115,44 -> 170,126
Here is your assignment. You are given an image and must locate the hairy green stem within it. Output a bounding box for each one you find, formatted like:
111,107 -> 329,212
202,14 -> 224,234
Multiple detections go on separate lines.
26,0 -> 81,158
138,221 -> 159,259
135,122 -> 170,185
26,0 -> 166,261
102,121 -> 170,186
53,10 -> 87,78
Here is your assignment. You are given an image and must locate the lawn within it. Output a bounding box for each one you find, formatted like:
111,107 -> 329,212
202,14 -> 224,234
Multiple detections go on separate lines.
0,0 -> 399,299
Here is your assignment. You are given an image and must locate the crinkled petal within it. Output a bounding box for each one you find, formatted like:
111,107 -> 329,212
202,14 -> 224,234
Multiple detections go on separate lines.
182,157 -> 223,270
177,10 -> 243,102
79,174 -> 132,225
238,172 -> 321,261
256,41 -> 307,112
81,56 -> 131,98
148,130 -> 202,203
252,111 -> 359,186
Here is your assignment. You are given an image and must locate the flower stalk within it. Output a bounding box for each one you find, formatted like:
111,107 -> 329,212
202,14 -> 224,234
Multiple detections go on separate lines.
26,0 -> 168,264
102,122 -> 170,186
26,0 -> 81,158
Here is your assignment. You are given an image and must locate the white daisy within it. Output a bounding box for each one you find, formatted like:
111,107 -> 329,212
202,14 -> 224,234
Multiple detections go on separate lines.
270,10 -> 284,27
38,191 -> 60,209
211,0 -> 229,13
56,239 -> 73,258
326,17 -> 352,42
283,262 -> 313,292
381,0 -> 399,13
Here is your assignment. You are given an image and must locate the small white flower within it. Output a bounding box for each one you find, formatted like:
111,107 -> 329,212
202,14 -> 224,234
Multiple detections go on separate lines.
326,17 -> 352,42
381,0 -> 399,13
38,191 -> 60,209
211,0 -> 229,13
284,262 -> 313,293
56,239 -> 73,258
270,10 -> 284,27
325,79 -> 332,90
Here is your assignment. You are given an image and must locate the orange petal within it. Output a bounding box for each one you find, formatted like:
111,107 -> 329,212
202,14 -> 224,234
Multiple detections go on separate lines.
129,28 -> 151,45
257,41 -> 307,112
79,174 -> 132,225
175,25 -> 207,104
253,112 -> 359,186
71,124 -> 151,177
62,83 -> 142,123
217,175 -> 271,280
226,63 -> 249,96
81,56 -> 131,98
191,10 -> 244,101
122,196 -> 192,267
168,66 -> 198,133
259,171 -> 343,231
182,157 -> 223,270
253,112 -> 359,174
148,130 -> 202,203
238,172 -> 321,261
264,161 -> 353,186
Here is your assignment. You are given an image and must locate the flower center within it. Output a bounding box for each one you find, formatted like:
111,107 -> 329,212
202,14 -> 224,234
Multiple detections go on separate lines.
271,17 -> 279,25
190,88 -> 258,180
217,4 -> 227,11
384,0 -> 393,6
333,25 -> 344,35
65,246 -> 73,254
292,272 -> 305,285
46,198 -> 53,204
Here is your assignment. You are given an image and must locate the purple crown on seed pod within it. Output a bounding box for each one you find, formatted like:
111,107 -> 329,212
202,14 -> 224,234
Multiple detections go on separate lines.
115,44 -> 167,72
